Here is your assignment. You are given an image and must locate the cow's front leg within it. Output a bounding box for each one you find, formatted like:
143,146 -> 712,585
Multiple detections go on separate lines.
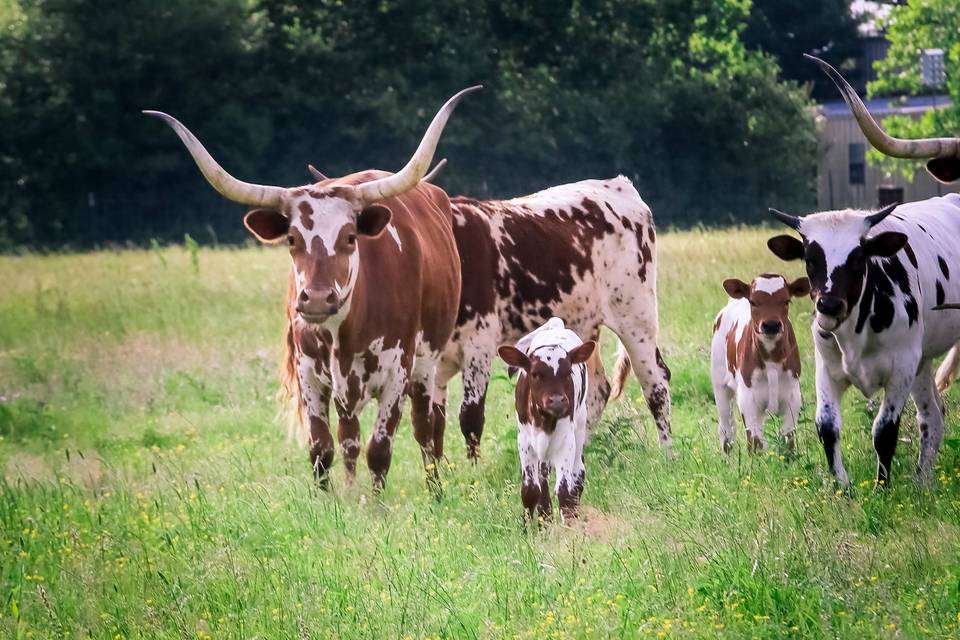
555,427 -> 585,522
335,404 -> 361,484
737,388 -> 767,453
410,354 -> 443,494
296,353 -> 334,488
366,391 -> 405,492
518,426 -> 543,522
911,360 -> 945,484
460,346 -> 493,460
813,333 -> 851,486
873,379 -> 910,487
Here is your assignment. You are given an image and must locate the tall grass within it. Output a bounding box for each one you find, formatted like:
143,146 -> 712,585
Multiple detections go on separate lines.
1,228 -> 959,638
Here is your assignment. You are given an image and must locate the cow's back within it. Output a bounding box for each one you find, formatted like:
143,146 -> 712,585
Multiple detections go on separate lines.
865,194 -> 960,358
339,171 -> 460,352
449,176 -> 656,343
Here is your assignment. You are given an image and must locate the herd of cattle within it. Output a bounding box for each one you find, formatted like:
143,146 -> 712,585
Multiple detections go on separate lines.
146,56 -> 960,520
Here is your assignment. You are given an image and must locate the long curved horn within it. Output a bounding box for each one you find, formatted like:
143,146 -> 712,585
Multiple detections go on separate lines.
805,54 -> 960,161
143,111 -> 286,208
422,158 -> 447,183
864,202 -> 899,227
768,208 -> 801,230
307,164 -> 328,182
356,86 -> 481,203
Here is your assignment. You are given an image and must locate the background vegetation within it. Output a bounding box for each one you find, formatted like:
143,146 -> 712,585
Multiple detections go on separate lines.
2,231 -> 960,638
0,0 -> 865,249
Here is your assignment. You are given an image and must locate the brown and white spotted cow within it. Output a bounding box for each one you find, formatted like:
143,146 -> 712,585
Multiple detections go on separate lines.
435,177 -> 672,458
498,318 -> 596,522
145,87 -> 479,491
710,274 -> 809,453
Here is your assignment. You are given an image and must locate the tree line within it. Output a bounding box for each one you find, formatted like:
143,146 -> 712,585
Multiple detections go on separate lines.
0,0 -> 865,249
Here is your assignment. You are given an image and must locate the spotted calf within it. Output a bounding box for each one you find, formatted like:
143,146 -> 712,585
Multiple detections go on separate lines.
498,318 -> 595,522
711,274 -> 809,453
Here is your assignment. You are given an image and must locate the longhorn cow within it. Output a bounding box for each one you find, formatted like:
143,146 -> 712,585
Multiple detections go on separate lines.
145,87 -> 479,491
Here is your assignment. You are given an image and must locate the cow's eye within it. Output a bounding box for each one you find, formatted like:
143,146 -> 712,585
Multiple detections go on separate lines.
347,233 -> 357,245
287,235 -> 295,247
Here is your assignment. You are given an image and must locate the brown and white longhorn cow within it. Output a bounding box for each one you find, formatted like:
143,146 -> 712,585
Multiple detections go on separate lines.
145,87 -> 479,491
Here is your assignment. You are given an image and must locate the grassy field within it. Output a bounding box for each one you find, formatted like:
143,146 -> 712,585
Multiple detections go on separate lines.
2,227 -> 960,639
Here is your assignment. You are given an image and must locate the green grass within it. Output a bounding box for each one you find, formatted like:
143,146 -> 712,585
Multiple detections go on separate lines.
2,228 -> 960,639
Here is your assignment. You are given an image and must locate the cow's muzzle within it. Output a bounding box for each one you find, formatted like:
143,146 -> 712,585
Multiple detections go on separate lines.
540,394 -> 570,418
815,295 -> 846,330
297,287 -> 340,323
759,320 -> 783,337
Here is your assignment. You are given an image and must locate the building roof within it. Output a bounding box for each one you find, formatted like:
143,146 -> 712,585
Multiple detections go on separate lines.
821,94 -> 952,118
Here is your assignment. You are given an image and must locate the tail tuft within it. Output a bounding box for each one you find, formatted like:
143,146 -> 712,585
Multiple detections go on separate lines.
936,343 -> 960,394
609,342 -> 632,401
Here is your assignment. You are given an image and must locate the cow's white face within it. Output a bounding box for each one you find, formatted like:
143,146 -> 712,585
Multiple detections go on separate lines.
768,209 -> 908,332
244,186 -> 392,325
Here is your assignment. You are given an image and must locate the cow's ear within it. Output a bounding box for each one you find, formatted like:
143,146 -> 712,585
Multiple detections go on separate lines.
357,204 -> 392,237
244,209 -> 289,244
767,235 -> 805,261
723,278 -> 750,299
864,231 -> 908,258
788,277 -> 811,298
498,345 -> 530,371
567,341 -> 596,365
927,157 -> 960,184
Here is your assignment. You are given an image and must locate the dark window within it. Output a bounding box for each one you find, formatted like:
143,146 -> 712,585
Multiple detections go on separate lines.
849,143 -> 865,185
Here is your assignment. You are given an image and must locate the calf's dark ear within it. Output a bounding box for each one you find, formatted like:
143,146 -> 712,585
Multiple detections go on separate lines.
767,235 -> 805,261
357,204 -> 392,237
722,278 -> 750,299
864,231 -> 908,258
498,345 -> 531,371
244,209 -> 289,244
927,157 -> 960,184
567,340 -> 596,365
788,277 -> 811,298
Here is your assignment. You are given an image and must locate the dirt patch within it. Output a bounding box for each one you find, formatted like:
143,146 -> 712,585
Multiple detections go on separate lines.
565,505 -> 634,541
3,452 -> 52,483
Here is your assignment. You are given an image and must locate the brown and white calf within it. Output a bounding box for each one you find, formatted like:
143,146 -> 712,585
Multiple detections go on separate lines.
434,177 -> 671,459
498,318 -> 596,522
145,87 -> 479,491
711,275 -> 810,452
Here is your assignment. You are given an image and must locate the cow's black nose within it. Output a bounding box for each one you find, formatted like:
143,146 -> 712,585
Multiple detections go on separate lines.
760,320 -> 782,335
816,296 -> 844,317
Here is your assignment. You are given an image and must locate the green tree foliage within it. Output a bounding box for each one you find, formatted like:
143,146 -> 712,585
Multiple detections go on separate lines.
867,0 -> 960,179
742,0 -> 862,99
0,0 -> 816,248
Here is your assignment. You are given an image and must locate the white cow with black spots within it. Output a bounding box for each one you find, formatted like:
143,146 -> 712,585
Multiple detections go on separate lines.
767,196 -> 960,486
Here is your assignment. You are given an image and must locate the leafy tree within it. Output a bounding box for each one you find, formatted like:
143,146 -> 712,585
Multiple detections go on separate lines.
867,0 -> 960,180
742,0 -> 862,98
0,0 -> 817,248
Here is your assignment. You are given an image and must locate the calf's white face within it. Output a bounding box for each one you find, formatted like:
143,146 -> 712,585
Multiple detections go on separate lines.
767,205 -> 907,332
243,187 -> 392,324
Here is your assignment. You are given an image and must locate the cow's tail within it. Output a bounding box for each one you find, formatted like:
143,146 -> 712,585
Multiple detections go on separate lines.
935,343 -> 960,394
278,270 -> 309,447
609,341 -> 632,401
